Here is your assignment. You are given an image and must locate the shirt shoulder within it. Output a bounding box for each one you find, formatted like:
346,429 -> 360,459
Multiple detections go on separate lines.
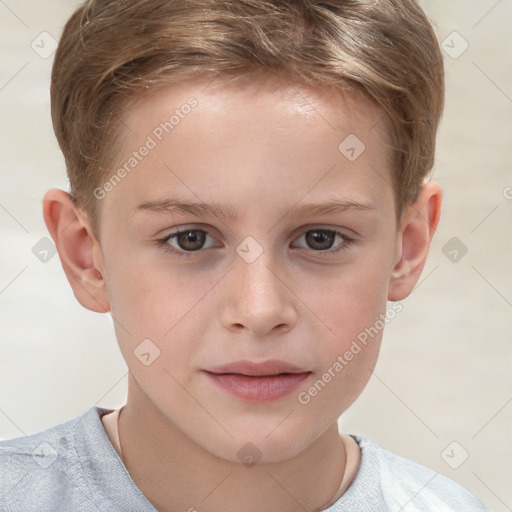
0,407 -> 154,512
324,436 -> 489,512
0,408 -> 94,511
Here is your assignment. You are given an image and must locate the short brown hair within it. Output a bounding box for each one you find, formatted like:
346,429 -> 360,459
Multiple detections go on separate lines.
51,0 -> 444,238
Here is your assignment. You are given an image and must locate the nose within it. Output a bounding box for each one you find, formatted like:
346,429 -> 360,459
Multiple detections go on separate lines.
220,250 -> 298,338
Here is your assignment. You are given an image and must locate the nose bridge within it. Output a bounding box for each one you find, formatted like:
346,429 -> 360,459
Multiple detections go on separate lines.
239,249 -> 280,300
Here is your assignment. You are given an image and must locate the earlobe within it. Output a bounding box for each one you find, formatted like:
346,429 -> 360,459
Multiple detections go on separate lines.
387,182 -> 442,301
42,188 -> 110,313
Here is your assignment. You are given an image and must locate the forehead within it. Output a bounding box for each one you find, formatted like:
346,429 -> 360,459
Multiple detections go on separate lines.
123,75 -> 389,144
102,75 -> 393,225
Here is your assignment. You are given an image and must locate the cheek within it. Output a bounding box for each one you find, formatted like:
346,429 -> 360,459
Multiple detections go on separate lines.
104,250 -> 221,372
305,256 -> 392,344
296,249 -> 392,403
295,268 -> 389,421
104,244 -> 201,331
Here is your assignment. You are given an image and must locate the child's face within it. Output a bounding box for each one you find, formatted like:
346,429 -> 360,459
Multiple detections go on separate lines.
94,76 -> 401,462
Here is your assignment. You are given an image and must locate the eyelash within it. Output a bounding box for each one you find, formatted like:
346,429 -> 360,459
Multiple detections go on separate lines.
156,227 -> 355,259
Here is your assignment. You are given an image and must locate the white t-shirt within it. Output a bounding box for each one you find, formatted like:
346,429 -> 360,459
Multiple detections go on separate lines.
0,407 -> 489,511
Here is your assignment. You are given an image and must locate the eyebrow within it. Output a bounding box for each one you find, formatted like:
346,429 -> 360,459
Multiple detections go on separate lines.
135,198 -> 375,221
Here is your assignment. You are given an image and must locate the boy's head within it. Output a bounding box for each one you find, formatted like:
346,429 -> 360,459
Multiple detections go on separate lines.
43,0 -> 444,464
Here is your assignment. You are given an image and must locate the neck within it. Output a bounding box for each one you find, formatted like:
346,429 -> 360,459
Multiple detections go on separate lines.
116,374 -> 348,512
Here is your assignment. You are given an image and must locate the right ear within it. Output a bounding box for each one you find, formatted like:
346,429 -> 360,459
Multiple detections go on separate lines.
42,188 -> 110,313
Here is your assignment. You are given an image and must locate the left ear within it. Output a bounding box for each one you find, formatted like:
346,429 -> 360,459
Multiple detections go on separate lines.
388,181 -> 442,301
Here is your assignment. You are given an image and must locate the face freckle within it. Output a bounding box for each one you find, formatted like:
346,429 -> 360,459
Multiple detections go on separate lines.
98,76 -> 401,464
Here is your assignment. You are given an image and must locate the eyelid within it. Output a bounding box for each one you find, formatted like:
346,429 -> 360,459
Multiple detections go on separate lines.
163,223 -> 357,239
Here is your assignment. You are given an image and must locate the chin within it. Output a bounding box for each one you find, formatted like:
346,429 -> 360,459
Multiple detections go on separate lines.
200,423 -> 316,466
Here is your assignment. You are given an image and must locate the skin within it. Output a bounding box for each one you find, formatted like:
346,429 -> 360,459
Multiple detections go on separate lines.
43,75 -> 441,512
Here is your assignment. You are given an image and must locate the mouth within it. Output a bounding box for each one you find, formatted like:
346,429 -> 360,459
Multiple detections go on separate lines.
203,359 -> 312,402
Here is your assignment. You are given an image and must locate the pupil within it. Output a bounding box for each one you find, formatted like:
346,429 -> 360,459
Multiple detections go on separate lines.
179,230 -> 205,251
307,230 -> 334,250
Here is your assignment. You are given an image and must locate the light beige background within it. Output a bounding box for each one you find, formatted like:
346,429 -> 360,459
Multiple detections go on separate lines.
0,1 -> 511,510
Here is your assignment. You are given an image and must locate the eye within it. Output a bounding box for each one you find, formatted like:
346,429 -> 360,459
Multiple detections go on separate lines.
293,228 -> 352,255
156,226 -> 354,259
159,228 -> 217,257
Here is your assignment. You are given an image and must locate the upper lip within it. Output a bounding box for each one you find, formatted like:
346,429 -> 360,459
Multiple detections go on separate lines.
206,359 -> 310,376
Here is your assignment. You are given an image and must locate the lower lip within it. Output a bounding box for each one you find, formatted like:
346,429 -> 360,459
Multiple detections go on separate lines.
204,371 -> 311,402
